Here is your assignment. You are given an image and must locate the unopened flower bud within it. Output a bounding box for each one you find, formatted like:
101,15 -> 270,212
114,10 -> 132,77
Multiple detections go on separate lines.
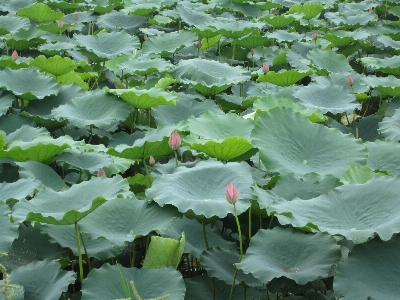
57,20 -> 63,28
226,182 -> 239,204
149,156 -> 155,165
347,75 -> 354,86
11,50 -> 18,60
67,26 -> 73,32
262,62 -> 269,74
168,131 -> 181,150
312,31 -> 318,40
197,40 -> 202,48
250,48 -> 254,55
97,168 -> 106,177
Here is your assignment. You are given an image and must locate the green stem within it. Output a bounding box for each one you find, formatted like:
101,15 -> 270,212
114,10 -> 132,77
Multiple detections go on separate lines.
231,39 -> 236,66
147,108 -> 151,127
229,269 -> 238,300
248,200 -> 252,241
202,216 -> 210,250
75,223 -> 84,282
143,159 -> 152,184
174,150 -> 179,168
130,242 -> 136,267
88,124 -> 94,144
80,232 -> 92,271
234,203 -> 243,262
91,58 -> 106,90
268,215 -> 274,229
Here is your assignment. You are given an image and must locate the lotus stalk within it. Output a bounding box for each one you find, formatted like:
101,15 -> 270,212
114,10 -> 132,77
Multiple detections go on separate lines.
168,131 -> 181,167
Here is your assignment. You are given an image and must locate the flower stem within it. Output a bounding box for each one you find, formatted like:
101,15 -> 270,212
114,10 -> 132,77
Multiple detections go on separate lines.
75,223 -> 84,282
202,216 -> 210,250
143,159 -> 152,184
229,203 -> 243,300
174,150 -> 179,168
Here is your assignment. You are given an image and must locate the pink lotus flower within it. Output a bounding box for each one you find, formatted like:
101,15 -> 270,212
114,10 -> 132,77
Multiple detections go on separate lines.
369,7 -> 373,13
11,50 -> 18,60
57,20 -> 63,28
74,14 -> 79,21
144,34 -> 148,40
67,26 -> 73,32
312,31 -> 318,40
197,40 -> 202,48
168,131 -> 181,150
262,62 -> 269,74
347,75 -> 354,86
226,182 -> 239,204
250,48 -> 254,55
97,168 -> 106,177
149,156 -> 155,165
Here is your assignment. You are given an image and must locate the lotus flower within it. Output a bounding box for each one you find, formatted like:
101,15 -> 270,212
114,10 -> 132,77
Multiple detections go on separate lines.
168,131 -> 181,150
250,48 -> 254,55
67,26 -> 73,32
97,168 -> 106,177
11,50 -> 18,60
149,156 -> 155,165
312,31 -> 318,40
347,75 -> 354,86
226,182 -> 239,204
197,40 -> 202,48
262,62 -> 269,74
57,20 -> 63,28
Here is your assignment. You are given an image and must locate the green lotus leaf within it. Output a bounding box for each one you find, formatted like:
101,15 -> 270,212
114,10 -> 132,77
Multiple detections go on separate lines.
376,35 -> 400,51
38,42 -> 77,56
5,125 -> 47,143
0,134 -> 77,163
378,108 -> 400,140
0,0 -> 34,14
361,56 -> 400,76
236,228 -> 340,285
262,15 -> 295,28
0,114 -> 35,135
253,95 -> 326,122
288,3 -> 324,20
307,49 -> 353,73
79,197 -> 180,246
254,1 -> 283,10
341,166 -> 382,184
81,264 -> 185,300
0,178 -> 41,202
0,16 -> 30,35
251,108 -> 368,177
269,29 -> 302,42
107,125 -> 181,160
362,75 -> 400,96
104,87 -> 177,109
209,19 -> 262,39
184,135 -> 253,161
366,140 -> 400,176
324,10 -> 376,27
160,217 -> 236,258
270,176 -> 400,243
0,68 -> 59,100
257,69 -> 313,86
173,58 -> 250,95
125,3 -> 158,15
9,259 -> 75,300
146,160 -> 254,218
334,235 -> 400,299
30,55 -> 75,77
293,83 -> 360,114
0,224 -> 68,272
92,0 -> 123,14
271,172 -> 342,202
143,232 -> 185,269
41,224 -> 123,261
96,10 -> 146,35
177,4 -> 214,27
12,175 -> 131,225
235,32 -> 270,49
187,111 -> 253,140
313,72 -> 370,95
323,29 -> 370,47
201,247 -> 261,286
16,3 -> 64,23
0,201 -> 19,255
54,152 -> 113,173
152,94 -> 221,125
117,57 -> 173,76
74,31 -> 140,59
52,89 -> 132,129
141,30 -> 197,56
0,90 -> 14,117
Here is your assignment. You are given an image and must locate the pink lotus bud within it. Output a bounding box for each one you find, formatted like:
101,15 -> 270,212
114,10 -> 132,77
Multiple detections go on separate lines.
67,26 -> 73,32
226,182 -> 239,204
369,7 -> 373,13
11,50 -> 18,60
149,155 -> 155,165
197,40 -> 202,48
168,131 -> 181,150
250,48 -> 254,55
312,31 -> 318,40
144,34 -> 148,40
347,75 -> 354,86
57,20 -> 63,28
97,168 -> 106,177
262,62 -> 269,74
74,14 -> 79,21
